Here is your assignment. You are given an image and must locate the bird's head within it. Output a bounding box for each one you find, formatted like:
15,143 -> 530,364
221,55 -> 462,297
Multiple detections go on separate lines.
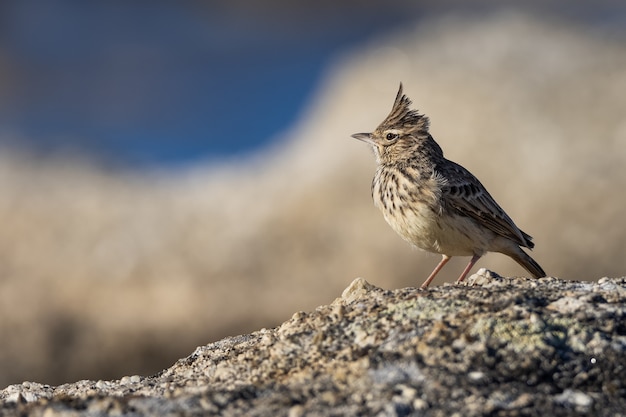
352,83 -> 431,164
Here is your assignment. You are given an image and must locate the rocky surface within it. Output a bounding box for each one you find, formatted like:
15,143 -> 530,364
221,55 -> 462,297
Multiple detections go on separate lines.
2,271 -> 626,416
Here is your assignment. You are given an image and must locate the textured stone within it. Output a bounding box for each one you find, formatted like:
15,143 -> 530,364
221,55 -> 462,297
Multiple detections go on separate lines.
1,274 -> 625,416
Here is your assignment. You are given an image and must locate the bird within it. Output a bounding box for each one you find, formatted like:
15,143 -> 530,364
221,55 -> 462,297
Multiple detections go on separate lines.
351,84 -> 545,288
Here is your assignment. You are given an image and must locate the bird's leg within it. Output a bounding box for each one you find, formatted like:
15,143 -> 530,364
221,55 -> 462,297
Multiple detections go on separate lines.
456,254 -> 482,284
420,255 -> 451,289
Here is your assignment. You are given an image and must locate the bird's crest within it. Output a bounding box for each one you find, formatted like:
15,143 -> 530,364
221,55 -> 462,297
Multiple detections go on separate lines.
381,83 -> 429,133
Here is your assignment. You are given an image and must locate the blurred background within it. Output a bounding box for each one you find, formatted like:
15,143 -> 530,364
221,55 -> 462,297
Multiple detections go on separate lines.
1,0 -> 626,387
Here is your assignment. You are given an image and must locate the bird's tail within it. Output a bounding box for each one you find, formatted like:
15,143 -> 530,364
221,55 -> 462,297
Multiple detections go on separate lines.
502,246 -> 546,278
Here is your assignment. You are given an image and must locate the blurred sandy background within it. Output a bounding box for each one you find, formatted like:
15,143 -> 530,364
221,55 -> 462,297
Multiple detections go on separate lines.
1,2 -> 626,386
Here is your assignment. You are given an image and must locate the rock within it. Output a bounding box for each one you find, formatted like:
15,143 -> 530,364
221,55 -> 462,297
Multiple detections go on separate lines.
1,274 -> 625,416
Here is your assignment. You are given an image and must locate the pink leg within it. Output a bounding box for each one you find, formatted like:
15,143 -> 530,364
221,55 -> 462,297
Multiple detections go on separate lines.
420,255 -> 451,289
456,254 -> 482,283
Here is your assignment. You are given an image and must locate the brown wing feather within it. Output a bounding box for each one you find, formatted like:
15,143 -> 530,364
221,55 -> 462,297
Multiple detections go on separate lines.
438,161 -> 533,249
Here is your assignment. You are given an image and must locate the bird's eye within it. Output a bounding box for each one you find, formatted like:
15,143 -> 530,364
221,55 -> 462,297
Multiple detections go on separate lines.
386,132 -> 399,140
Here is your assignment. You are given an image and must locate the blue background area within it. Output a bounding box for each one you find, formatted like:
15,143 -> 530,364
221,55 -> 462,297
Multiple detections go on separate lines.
1,1 -> 624,168
0,1 -> 422,167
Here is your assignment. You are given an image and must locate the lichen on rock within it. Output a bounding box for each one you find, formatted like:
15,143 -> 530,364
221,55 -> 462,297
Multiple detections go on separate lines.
1,274 -> 625,416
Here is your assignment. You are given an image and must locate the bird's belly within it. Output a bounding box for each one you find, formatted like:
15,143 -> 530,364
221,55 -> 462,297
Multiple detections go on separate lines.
381,205 -> 489,256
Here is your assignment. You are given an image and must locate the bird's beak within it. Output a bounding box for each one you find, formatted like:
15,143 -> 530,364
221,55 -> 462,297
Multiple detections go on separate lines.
351,132 -> 373,144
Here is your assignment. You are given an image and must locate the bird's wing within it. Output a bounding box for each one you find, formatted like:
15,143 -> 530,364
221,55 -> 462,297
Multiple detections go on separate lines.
438,161 -> 533,248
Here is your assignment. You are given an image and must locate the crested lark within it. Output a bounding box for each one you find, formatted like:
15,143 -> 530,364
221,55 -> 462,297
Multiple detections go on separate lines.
352,84 -> 545,288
